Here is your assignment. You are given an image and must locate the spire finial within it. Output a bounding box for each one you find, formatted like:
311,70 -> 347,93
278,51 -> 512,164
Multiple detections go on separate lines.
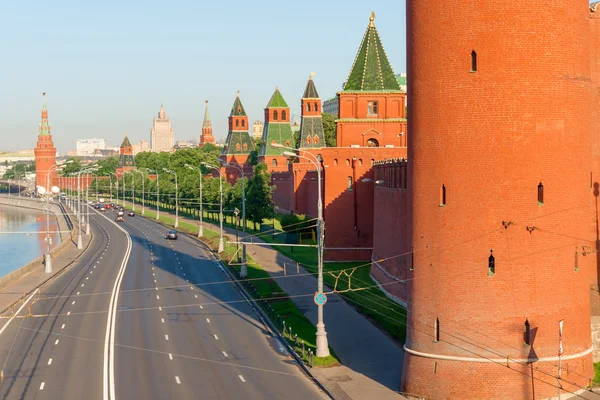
309,72 -> 316,80
369,11 -> 376,28
236,90 -> 240,97
205,100 -> 209,105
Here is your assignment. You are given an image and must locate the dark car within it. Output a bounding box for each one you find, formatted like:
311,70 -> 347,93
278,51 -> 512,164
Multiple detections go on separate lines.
94,204 -> 101,209
166,230 -> 178,240
128,211 -> 135,217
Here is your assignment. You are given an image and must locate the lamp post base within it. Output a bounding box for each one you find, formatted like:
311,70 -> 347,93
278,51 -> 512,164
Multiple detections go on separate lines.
198,226 -> 203,238
86,223 -> 90,235
316,322 -> 330,357
240,263 -> 248,278
218,238 -> 224,253
77,234 -> 83,249
44,253 -> 52,274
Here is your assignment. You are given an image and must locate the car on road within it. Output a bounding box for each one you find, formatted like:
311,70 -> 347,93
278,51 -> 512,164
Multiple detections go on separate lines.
115,215 -> 124,222
94,204 -> 101,209
106,204 -> 111,210
128,211 -> 135,217
166,230 -> 178,240
117,210 -> 124,217
100,206 -> 106,212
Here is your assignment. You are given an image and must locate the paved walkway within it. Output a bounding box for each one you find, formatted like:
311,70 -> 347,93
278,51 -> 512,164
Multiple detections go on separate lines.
126,202 -> 406,400
0,205 -> 92,315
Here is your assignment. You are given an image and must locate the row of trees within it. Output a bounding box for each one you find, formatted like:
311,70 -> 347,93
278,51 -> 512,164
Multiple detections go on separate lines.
2,162 -> 35,179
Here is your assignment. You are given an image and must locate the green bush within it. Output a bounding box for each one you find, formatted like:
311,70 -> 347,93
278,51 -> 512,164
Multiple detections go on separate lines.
280,214 -> 300,233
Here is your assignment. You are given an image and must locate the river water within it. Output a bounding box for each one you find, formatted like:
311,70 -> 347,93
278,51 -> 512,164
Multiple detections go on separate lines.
0,204 -> 61,277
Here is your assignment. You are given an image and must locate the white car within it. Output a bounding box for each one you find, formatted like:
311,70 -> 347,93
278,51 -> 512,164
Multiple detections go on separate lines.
100,206 -> 106,212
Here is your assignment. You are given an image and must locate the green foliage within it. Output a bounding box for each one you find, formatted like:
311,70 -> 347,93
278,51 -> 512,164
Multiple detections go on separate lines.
322,112 -> 337,147
246,162 -> 273,226
96,157 -> 118,176
594,362 -> 600,385
247,150 -> 259,166
2,162 -> 35,179
62,157 -> 83,175
280,214 -> 300,233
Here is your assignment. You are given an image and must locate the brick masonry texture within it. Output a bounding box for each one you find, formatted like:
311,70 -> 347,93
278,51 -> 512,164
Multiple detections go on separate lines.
398,1 -> 596,398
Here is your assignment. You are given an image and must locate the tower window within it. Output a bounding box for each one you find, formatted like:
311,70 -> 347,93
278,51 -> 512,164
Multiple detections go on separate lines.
314,135 -> 319,144
285,140 -> 290,146
273,110 -> 278,120
524,319 -> 531,346
434,318 -> 440,343
307,103 -> 311,112
440,185 -> 446,206
282,110 -> 287,120
243,143 -> 248,151
471,50 -> 477,72
235,143 -> 241,151
347,176 -> 353,191
306,136 -> 312,145
538,182 -> 544,205
242,119 -> 245,127
488,250 -> 495,276
314,102 -> 318,112
334,159 -> 338,166
272,159 -> 278,167
366,138 -> 379,147
236,119 -> 239,128
367,101 -> 379,116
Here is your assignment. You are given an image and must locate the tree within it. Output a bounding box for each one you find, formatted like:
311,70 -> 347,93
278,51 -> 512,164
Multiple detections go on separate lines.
246,162 -> 273,229
322,112 -> 337,147
61,157 -> 83,175
96,156 -> 118,176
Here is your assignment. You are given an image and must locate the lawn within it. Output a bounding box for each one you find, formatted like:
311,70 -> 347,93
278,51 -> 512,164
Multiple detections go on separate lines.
594,362 -> 600,386
128,202 -> 339,367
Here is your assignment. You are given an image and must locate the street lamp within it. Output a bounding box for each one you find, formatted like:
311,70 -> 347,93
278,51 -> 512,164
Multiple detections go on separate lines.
123,171 -> 135,211
132,170 -> 145,215
76,166 -> 98,249
185,164 -> 204,238
110,172 -> 119,206
274,142 -> 330,358
84,169 -> 98,235
201,162 -> 224,253
222,162 -> 247,277
163,168 -> 178,228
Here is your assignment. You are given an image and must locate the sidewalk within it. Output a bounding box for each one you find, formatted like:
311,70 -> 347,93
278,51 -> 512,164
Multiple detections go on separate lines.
0,205 -> 92,315
129,202 -> 406,400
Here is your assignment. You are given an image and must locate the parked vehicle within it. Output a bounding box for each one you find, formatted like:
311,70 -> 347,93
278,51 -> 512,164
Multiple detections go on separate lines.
166,230 -> 178,240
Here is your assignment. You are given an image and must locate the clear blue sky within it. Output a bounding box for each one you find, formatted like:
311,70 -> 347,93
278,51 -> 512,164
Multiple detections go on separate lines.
0,0 -> 405,154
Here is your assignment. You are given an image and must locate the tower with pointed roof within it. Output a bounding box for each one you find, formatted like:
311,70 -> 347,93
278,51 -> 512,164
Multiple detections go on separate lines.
336,12 -> 406,148
259,87 -> 295,172
199,100 -> 215,147
150,103 -> 174,152
299,74 -> 325,149
34,93 -> 57,191
116,135 -> 135,177
222,92 -> 255,164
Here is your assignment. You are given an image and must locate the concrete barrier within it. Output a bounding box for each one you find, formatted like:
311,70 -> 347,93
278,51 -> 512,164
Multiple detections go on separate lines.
0,196 -> 80,290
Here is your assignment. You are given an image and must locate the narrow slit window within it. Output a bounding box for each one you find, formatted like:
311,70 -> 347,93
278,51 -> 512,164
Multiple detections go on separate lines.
273,110 -> 278,121
488,250 -> 495,276
434,318 -> 440,342
307,103 -> 311,112
524,319 -> 531,346
471,50 -> 477,72
440,185 -> 446,206
236,119 -> 239,128
272,159 -> 278,167
347,176 -> 353,191
538,182 -> 544,205
241,119 -> 245,127
282,110 -> 287,120
314,102 -> 318,112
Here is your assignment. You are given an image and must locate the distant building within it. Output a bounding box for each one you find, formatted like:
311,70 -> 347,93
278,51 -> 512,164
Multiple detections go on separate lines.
150,104 -> 174,152
92,148 -> 119,157
66,150 -> 77,156
131,139 -> 149,155
0,151 -> 35,163
172,140 -> 197,151
252,120 -> 264,140
76,138 -> 106,156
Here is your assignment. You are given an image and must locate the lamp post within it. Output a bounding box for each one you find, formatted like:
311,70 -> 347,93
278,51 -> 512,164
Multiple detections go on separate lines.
185,164 -> 204,238
84,169 -> 98,235
155,169 -> 160,220
133,170 -> 145,215
222,162 -> 247,277
201,162 -> 224,253
75,166 -> 97,249
163,168 -> 178,228
273,143 -> 330,358
123,171 -> 135,211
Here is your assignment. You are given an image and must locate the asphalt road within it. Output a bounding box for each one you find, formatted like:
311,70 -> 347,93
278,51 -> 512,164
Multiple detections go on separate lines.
0,206 -> 324,399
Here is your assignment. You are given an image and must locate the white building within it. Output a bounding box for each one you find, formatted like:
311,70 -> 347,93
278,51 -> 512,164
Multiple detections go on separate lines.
76,138 -> 106,156
131,139 -> 149,155
252,120 -> 264,140
150,104 -> 174,152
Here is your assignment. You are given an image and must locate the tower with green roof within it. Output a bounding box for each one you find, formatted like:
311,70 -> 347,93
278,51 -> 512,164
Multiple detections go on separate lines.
336,11 -> 407,148
259,87 -> 295,170
222,92 -> 255,164
298,73 -> 326,149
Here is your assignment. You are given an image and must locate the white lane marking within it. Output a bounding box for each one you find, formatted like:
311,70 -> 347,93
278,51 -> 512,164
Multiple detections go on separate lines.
199,305 -> 203,309
238,375 -> 246,383
81,284 -> 85,287
206,318 -> 210,323
90,271 -> 93,274
190,286 -> 193,290
169,353 -> 173,360
159,307 -> 162,311
61,324 -> 65,329
175,376 -> 181,384
161,318 -> 165,324
77,292 -> 80,295
0,289 -> 39,336
154,279 -> 156,282
86,277 -> 89,280
194,295 -> 198,299
214,334 -> 218,340
165,335 -> 169,341
39,382 -> 45,390
94,266 -> 96,268
72,301 -> 76,305
48,358 -> 52,365
156,295 -> 160,299
222,351 -> 228,357
55,340 -> 59,345
67,311 -> 71,316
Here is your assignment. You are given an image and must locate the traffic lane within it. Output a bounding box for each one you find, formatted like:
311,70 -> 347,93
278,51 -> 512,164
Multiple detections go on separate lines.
0,212 -> 129,400
126,215 -> 324,399
114,218 -> 192,400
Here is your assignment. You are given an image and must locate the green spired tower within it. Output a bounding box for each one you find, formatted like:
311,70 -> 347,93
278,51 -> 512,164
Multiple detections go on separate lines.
259,87 -> 294,170
222,92 -> 255,164
298,73 -> 326,149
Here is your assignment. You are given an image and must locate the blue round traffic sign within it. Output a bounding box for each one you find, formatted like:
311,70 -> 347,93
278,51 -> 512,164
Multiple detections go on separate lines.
314,292 -> 327,306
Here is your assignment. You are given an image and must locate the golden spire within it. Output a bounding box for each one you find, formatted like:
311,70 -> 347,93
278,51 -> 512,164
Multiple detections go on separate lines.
369,11 -> 376,28
309,72 -> 316,80
236,90 -> 240,97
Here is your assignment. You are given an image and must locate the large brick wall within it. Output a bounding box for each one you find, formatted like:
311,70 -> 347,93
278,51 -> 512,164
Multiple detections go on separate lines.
403,1 -> 594,398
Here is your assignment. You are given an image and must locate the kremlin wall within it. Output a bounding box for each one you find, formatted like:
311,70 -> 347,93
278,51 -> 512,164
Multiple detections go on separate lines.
34,4 -> 600,397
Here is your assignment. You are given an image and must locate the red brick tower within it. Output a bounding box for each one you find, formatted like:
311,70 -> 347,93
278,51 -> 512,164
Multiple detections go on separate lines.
116,135 -> 135,178
34,93 -> 57,191
199,100 -> 215,147
259,87 -> 294,173
404,1 -> 593,399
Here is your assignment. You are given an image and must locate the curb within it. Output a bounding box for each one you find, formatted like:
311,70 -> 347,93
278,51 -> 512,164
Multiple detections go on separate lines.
133,211 -> 336,400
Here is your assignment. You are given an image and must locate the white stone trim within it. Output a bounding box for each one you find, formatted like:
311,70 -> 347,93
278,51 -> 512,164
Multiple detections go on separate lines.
369,272 -> 407,308
403,345 -> 593,364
